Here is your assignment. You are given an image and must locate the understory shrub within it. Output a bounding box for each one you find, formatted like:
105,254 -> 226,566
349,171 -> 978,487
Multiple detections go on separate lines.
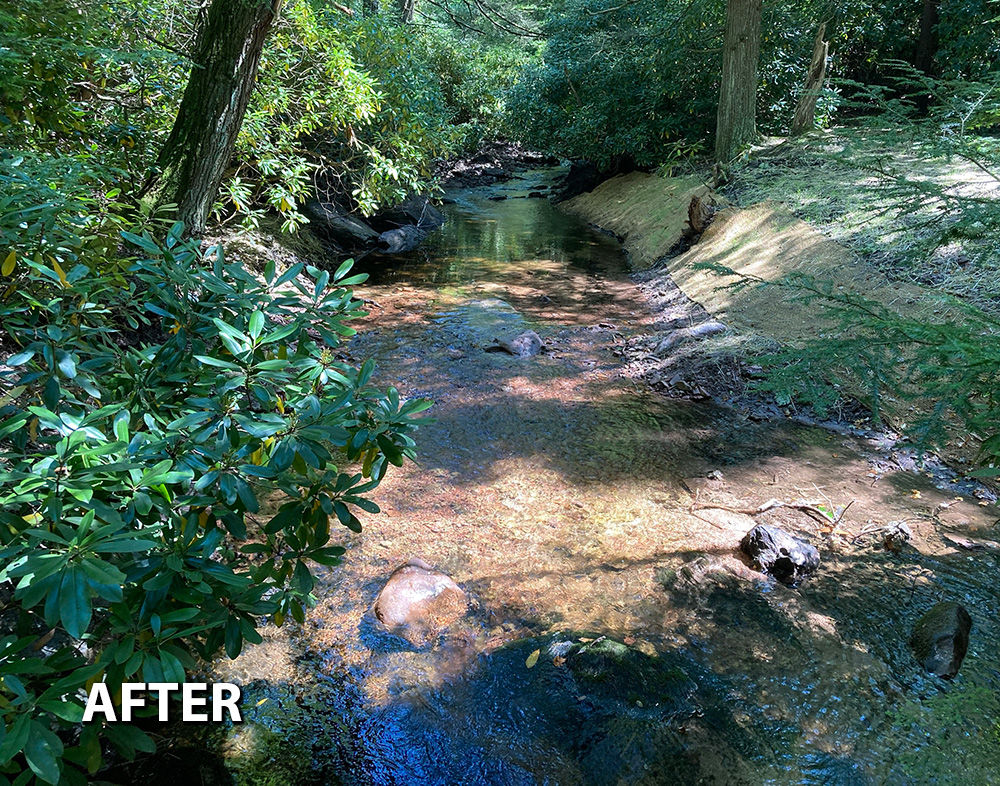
0,225 -> 427,784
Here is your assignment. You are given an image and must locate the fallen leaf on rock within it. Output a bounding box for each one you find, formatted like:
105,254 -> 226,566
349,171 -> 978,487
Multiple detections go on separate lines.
525,649 -> 540,669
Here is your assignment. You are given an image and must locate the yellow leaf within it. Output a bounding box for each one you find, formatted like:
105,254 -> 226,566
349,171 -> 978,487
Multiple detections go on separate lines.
52,258 -> 68,287
1,250 -> 15,276
525,649 -> 540,669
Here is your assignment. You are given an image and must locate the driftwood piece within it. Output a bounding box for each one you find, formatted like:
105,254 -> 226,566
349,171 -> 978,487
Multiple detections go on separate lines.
790,23 -> 829,137
690,497 -> 850,528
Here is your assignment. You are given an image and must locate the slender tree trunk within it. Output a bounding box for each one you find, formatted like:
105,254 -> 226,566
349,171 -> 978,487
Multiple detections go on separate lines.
914,0 -> 939,75
913,0 -> 939,112
143,0 -> 278,236
790,22 -> 829,137
715,0 -> 763,164
397,0 -> 415,23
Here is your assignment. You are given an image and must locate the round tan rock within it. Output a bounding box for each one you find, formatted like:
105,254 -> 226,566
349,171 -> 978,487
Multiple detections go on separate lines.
373,561 -> 468,647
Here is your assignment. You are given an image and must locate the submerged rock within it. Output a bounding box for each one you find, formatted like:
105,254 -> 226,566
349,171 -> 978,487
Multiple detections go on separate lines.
350,633 -> 757,784
484,330 -> 544,357
909,602 -> 972,679
739,524 -> 819,586
377,224 -> 427,254
373,561 -> 468,648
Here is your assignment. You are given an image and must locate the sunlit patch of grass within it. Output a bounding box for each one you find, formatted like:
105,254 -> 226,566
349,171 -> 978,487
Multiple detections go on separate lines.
726,131 -> 1000,315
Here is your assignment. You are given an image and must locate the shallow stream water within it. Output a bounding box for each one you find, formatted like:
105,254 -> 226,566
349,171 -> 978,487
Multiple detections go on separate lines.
216,173 -> 1000,785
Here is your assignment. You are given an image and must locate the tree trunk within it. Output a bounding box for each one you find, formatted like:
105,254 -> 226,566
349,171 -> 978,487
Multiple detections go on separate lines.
914,0 -> 939,75
143,0 -> 278,236
715,0 -> 763,164
397,0 -> 415,23
790,23 -> 829,137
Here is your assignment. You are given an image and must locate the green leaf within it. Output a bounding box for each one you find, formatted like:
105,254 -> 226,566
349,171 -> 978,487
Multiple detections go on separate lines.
0,713 -> 30,764
333,258 -> 354,281
58,567 -> 91,638
248,310 -> 265,340
193,355 -> 241,370
103,723 -> 155,758
274,262 -> 304,287
23,725 -> 62,785
224,616 -> 243,659
56,350 -> 76,379
39,699 -> 85,723
113,410 -> 130,442
121,231 -> 161,256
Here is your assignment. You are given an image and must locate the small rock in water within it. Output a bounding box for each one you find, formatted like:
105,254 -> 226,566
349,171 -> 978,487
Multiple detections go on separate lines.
881,520 -> 912,552
909,601 -> 972,679
373,560 -> 468,648
485,330 -> 544,357
739,524 -> 819,586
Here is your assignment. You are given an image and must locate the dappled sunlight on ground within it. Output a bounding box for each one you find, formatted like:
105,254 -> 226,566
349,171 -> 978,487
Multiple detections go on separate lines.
215,180 -> 1000,784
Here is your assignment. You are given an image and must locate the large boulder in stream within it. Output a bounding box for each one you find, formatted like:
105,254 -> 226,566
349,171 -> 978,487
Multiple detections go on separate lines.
909,602 -> 972,679
373,560 -> 468,648
739,524 -> 819,586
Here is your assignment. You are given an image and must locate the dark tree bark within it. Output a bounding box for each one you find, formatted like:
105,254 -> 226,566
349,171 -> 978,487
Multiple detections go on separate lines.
715,0 -> 763,164
790,22 -> 829,137
143,0 -> 278,236
914,0 -> 940,75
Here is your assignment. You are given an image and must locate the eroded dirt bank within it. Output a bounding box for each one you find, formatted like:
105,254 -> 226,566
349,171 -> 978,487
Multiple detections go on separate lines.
208,175 -> 1000,785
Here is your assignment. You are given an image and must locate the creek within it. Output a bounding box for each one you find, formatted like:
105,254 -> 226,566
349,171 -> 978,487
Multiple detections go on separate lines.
213,171 -> 1000,785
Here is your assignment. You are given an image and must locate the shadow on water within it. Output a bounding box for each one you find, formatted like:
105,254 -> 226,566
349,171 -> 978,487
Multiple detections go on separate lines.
198,539 -> 1000,785
186,175 -> 1000,785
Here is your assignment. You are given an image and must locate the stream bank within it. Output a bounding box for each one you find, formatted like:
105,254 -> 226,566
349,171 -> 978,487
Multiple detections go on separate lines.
190,170 -> 1000,785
